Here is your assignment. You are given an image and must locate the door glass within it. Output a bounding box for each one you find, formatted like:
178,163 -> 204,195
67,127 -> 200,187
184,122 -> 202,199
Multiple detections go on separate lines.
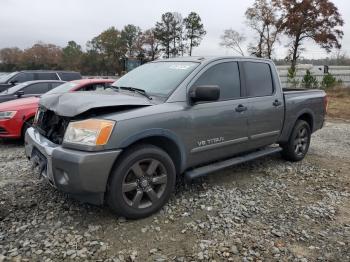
58,72 -> 82,81
12,72 -> 34,83
36,73 -> 59,80
194,62 -> 241,100
49,82 -> 64,89
23,83 -> 49,94
244,62 -> 273,97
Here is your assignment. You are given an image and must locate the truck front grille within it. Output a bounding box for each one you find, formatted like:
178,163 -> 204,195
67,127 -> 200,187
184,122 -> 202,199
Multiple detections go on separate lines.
35,108 -> 70,145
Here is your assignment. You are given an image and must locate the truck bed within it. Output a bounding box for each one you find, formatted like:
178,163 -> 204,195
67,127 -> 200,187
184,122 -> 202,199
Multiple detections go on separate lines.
279,87 -> 326,143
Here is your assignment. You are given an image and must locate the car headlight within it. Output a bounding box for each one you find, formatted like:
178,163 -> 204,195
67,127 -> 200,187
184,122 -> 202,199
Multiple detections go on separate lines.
0,111 -> 17,119
63,119 -> 115,146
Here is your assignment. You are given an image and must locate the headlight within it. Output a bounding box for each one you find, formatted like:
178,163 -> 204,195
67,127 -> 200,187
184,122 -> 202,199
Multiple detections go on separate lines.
63,119 -> 115,146
0,111 -> 17,119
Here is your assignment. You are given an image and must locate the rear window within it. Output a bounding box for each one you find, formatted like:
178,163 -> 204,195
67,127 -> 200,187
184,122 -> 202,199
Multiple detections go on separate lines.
58,72 -> 82,81
244,62 -> 273,97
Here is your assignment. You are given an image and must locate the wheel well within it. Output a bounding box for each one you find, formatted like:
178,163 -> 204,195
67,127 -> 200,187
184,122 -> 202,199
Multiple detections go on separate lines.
298,113 -> 313,132
21,116 -> 35,134
126,136 -> 183,176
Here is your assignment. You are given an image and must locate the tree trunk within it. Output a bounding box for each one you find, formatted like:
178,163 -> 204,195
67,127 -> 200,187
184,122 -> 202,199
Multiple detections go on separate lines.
291,36 -> 300,72
189,27 -> 194,56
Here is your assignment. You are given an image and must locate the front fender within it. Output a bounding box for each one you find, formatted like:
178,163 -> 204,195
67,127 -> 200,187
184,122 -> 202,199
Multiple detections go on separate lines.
119,128 -> 187,172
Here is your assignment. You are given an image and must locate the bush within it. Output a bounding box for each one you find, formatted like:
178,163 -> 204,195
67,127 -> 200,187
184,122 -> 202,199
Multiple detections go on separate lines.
321,73 -> 337,89
287,68 -> 299,88
302,70 -> 318,89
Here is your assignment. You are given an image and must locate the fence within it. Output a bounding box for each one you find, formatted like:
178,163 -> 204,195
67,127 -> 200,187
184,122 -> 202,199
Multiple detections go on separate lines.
277,65 -> 350,87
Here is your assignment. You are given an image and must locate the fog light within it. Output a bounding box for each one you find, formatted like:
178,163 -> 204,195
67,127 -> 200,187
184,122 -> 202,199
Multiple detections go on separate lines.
56,170 -> 69,185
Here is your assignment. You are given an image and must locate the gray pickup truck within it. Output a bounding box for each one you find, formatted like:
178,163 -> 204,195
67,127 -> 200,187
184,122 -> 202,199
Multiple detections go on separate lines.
25,57 -> 327,219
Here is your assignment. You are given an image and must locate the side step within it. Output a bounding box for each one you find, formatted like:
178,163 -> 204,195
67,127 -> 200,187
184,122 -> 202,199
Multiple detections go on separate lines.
184,146 -> 282,180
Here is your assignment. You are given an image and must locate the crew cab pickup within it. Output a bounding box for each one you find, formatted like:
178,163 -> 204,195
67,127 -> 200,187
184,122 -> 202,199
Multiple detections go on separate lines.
25,57 -> 327,219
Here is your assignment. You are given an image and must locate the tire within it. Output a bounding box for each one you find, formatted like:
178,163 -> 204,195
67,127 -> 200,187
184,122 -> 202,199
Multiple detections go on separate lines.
281,120 -> 311,162
107,144 -> 176,219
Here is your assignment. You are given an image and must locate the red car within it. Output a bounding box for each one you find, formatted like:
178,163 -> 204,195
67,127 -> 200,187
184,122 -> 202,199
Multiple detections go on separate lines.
0,79 -> 115,139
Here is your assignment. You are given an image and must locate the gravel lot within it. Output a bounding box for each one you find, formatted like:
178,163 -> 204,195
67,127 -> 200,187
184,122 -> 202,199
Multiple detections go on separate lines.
0,121 -> 349,261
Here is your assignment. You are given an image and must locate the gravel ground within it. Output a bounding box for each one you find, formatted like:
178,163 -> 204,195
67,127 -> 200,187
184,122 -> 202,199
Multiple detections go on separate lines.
0,121 -> 349,261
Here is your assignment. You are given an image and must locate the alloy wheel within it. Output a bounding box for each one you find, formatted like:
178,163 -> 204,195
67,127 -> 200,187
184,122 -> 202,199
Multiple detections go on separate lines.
122,159 -> 168,209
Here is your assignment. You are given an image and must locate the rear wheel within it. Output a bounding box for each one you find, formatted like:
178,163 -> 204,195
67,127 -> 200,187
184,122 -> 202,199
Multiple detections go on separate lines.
281,120 -> 311,162
107,144 -> 176,219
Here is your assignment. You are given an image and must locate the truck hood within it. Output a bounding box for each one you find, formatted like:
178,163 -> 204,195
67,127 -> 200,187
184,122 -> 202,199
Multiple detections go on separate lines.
39,91 -> 154,117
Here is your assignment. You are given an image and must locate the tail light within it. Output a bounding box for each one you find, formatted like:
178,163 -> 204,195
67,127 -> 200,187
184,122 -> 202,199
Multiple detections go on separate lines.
324,96 -> 329,114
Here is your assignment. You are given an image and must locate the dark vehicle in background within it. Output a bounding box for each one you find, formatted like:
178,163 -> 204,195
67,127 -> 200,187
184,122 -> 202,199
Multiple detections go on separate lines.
25,57 -> 327,219
0,80 -> 65,103
0,70 -> 81,92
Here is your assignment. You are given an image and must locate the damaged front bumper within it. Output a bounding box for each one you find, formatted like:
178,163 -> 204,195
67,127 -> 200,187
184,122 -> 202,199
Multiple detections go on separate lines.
24,127 -> 122,205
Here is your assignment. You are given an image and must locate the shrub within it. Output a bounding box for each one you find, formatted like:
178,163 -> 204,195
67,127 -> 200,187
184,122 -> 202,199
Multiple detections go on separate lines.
321,73 -> 337,89
287,68 -> 299,88
302,70 -> 318,89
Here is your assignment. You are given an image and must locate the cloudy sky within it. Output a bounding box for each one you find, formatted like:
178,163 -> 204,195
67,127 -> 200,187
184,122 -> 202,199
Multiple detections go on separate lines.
0,0 -> 349,59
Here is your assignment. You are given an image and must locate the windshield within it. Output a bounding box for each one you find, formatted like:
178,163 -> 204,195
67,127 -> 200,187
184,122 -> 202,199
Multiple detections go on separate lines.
44,82 -> 77,95
112,61 -> 199,96
0,72 -> 17,83
0,82 -> 29,94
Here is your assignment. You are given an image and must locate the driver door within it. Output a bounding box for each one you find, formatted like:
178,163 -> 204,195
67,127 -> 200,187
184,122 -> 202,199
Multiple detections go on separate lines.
187,60 -> 249,167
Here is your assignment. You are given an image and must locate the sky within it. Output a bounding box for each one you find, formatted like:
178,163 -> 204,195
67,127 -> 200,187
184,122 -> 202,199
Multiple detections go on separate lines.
0,0 -> 349,59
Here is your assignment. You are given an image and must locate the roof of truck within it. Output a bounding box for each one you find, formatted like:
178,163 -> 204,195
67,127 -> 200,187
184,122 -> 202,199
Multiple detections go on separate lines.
155,56 -> 273,63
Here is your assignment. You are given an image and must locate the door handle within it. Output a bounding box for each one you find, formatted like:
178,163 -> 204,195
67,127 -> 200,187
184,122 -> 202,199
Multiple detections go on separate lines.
235,104 -> 247,112
273,100 -> 282,106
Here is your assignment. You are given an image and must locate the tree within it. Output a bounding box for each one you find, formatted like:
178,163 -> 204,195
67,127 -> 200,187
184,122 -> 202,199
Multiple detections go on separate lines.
142,29 -> 160,60
154,12 -> 174,58
274,0 -> 344,71
155,12 -> 184,58
219,29 -> 246,56
88,27 -> 126,75
121,24 -> 142,57
245,0 -> 281,58
62,41 -> 83,70
21,42 -> 62,69
0,47 -> 23,71
184,12 -> 206,56
170,12 -> 184,57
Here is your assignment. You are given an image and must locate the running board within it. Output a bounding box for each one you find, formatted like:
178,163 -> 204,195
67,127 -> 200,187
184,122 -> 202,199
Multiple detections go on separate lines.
184,147 -> 282,180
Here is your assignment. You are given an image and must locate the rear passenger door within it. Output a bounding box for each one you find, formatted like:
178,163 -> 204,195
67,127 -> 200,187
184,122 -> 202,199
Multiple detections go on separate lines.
187,60 -> 249,167
241,61 -> 284,148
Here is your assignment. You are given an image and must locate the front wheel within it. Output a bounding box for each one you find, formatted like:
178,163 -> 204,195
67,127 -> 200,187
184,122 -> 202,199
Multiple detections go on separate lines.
107,144 -> 176,219
281,120 -> 311,162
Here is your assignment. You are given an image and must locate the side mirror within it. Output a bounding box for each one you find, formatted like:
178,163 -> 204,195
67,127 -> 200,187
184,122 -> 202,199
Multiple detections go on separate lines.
9,80 -> 18,85
16,90 -> 24,97
189,85 -> 220,103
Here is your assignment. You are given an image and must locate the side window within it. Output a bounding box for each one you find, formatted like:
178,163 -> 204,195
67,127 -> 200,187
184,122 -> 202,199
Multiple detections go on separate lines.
58,72 -> 82,81
23,83 -> 49,94
244,62 -> 273,97
12,72 -> 34,83
36,73 -> 59,80
49,82 -> 63,90
194,62 -> 240,100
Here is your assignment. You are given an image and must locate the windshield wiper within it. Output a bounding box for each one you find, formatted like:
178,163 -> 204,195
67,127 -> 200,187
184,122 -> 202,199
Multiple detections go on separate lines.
113,86 -> 152,100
